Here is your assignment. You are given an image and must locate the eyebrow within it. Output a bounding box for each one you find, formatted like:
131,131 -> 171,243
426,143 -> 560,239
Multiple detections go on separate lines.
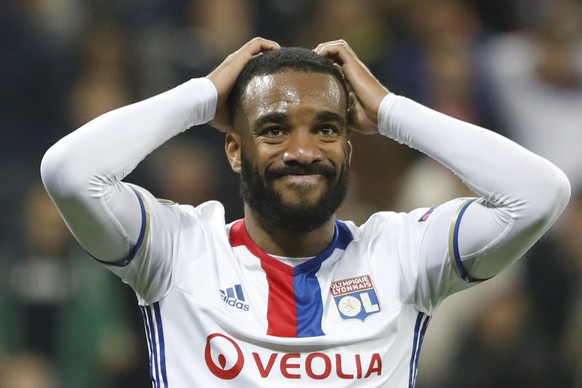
252,112 -> 290,131
314,111 -> 346,128
252,111 -> 346,131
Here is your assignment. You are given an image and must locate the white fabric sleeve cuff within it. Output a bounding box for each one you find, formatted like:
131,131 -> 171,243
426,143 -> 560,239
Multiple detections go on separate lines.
172,77 -> 218,128
377,93 -> 404,140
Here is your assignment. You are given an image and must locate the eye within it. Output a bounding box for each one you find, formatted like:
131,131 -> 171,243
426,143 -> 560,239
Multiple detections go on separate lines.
260,126 -> 286,138
317,125 -> 340,137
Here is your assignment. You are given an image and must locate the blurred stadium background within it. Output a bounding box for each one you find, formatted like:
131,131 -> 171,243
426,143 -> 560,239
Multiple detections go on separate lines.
1,0 -> 582,387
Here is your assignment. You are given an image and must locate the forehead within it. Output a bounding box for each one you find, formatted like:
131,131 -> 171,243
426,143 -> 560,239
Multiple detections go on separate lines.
240,71 -> 347,119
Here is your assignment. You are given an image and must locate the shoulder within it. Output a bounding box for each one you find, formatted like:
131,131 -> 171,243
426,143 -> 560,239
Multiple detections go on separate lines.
336,210 -> 424,252
342,200 -> 468,246
173,200 -> 229,235
178,200 -> 226,220
144,194 -> 226,221
352,207 -> 435,233
138,192 -> 229,238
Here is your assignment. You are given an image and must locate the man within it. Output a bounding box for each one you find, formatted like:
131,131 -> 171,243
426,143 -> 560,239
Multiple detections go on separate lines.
41,38 -> 570,387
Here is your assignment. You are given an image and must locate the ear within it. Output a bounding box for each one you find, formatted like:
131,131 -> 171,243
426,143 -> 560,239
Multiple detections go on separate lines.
347,140 -> 353,165
225,131 -> 242,173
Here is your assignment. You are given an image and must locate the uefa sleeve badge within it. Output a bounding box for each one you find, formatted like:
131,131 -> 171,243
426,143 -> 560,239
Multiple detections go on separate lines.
331,275 -> 381,321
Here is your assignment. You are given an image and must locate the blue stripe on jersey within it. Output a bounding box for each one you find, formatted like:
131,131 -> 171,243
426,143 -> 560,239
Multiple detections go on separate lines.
140,306 -> 155,385
335,221 -> 354,250
451,198 -> 491,283
131,188 -> 148,259
141,303 -> 168,387
293,264 -> 325,337
293,221 -> 354,337
408,312 -> 431,388
452,199 -> 476,281
91,188 -> 147,267
153,303 -> 169,384
229,219 -> 354,338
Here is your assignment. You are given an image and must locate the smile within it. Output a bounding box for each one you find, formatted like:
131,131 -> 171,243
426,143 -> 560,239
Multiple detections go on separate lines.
278,174 -> 324,185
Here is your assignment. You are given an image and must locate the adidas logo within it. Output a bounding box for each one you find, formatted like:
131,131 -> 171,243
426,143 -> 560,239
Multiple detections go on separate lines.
220,284 -> 250,311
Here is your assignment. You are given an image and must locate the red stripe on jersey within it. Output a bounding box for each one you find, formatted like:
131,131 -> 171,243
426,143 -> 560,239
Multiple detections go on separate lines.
229,220 -> 298,337
260,256 -> 297,337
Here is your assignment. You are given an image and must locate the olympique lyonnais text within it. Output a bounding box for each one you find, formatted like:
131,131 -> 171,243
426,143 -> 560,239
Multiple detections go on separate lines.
330,275 -> 374,296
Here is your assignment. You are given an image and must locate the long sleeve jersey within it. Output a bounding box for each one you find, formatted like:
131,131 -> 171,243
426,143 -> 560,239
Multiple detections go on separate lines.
41,77 -> 570,387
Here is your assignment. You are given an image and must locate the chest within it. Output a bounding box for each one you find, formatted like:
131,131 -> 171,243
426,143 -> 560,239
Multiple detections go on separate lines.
153,225 -> 424,386
173,237 -> 408,343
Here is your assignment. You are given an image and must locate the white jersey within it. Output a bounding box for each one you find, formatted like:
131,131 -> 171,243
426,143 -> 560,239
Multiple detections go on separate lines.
114,189 -> 471,387
40,77 -> 570,388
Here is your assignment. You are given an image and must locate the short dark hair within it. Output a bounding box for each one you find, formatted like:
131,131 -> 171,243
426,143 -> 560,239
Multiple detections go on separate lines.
227,47 -> 348,115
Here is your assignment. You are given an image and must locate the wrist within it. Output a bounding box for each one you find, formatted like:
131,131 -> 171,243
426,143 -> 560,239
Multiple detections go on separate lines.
377,93 -> 402,138
180,78 -> 218,126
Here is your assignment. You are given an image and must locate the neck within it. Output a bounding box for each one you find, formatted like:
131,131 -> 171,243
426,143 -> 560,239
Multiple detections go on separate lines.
243,204 -> 336,257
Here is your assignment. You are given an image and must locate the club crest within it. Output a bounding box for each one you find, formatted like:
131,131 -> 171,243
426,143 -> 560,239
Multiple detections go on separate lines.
331,275 -> 380,321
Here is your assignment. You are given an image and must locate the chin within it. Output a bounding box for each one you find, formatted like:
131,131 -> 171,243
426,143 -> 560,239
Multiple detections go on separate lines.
276,186 -> 328,207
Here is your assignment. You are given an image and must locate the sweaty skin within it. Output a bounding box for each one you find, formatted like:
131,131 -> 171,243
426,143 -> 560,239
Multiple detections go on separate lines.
235,72 -> 349,205
227,71 -> 352,255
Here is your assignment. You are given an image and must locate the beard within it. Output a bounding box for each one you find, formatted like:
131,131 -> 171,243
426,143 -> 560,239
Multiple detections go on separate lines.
240,154 -> 349,234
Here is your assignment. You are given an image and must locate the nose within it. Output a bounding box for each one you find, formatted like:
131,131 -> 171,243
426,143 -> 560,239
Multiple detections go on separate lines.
282,131 -> 323,165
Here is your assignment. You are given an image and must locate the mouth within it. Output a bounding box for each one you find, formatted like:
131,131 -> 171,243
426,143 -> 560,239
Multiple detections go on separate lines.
267,165 -> 335,180
278,173 -> 324,185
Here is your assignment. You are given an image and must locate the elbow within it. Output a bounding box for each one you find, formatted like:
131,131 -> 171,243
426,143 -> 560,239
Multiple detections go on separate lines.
40,141 -> 85,199
533,164 -> 571,226
41,140 -> 117,205
40,143 -> 64,195
553,168 -> 572,216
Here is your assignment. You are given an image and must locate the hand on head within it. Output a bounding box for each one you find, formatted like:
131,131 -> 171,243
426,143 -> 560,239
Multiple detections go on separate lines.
207,37 -> 389,135
314,40 -> 389,135
207,37 -> 280,133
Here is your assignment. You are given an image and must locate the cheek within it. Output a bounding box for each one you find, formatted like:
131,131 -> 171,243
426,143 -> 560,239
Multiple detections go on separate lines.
326,142 -> 351,167
241,144 -> 274,177
253,142 -> 285,166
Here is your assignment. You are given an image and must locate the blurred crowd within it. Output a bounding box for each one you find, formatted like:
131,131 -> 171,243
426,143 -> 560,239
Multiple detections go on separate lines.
1,0 -> 581,387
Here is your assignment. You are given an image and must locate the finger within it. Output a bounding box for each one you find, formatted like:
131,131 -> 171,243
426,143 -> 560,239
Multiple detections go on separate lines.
314,40 -> 355,65
313,39 -> 348,54
240,37 -> 280,57
211,38 -> 280,83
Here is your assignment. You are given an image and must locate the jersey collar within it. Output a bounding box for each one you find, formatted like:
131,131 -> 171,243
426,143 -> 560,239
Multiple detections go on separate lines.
229,219 -> 353,276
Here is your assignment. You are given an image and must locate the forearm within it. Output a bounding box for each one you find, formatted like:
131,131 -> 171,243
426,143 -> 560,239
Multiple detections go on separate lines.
379,93 -> 569,217
41,78 -> 217,260
42,78 -> 216,194
378,94 -> 571,277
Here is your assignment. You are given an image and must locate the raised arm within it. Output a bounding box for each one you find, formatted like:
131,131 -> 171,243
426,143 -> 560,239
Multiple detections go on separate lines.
316,40 -> 571,282
40,78 -> 218,262
41,37 -> 279,263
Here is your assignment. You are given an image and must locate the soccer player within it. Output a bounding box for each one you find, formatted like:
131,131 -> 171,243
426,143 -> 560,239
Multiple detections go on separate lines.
41,38 -> 570,387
